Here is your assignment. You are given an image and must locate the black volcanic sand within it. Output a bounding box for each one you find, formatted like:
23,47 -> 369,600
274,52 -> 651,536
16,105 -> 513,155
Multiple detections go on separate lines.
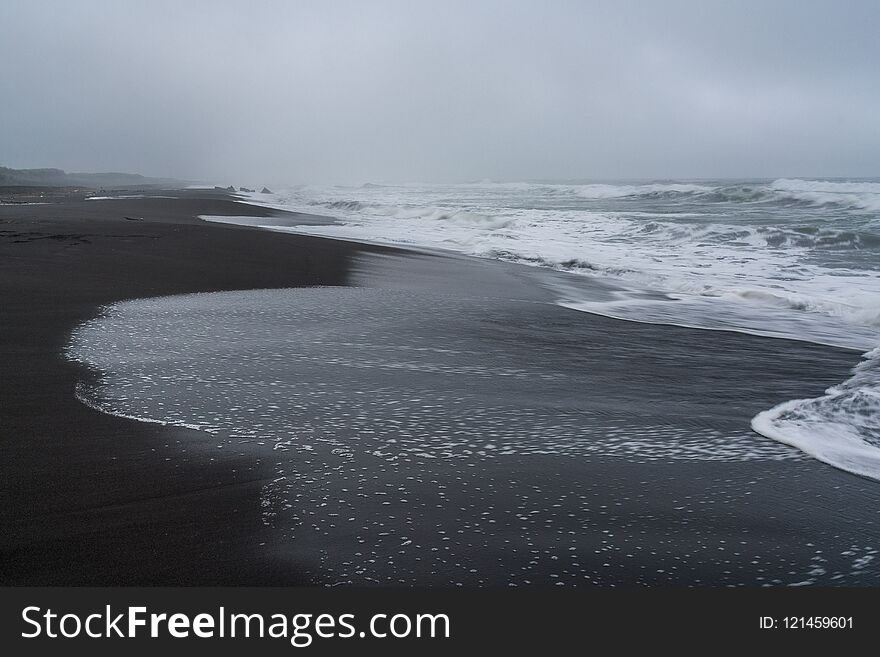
0,190 -> 387,584
2,191 -> 880,586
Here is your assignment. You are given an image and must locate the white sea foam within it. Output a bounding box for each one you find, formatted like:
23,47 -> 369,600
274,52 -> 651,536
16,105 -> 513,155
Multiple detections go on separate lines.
86,195 -> 177,200
752,348 -> 880,480
67,287 -> 801,467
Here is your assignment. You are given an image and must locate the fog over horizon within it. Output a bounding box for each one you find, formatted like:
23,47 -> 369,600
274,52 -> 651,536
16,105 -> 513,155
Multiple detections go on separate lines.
2,0 -> 879,186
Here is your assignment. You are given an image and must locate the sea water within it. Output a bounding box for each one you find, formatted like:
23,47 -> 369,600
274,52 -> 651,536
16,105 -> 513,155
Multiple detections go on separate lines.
235,178 -> 880,481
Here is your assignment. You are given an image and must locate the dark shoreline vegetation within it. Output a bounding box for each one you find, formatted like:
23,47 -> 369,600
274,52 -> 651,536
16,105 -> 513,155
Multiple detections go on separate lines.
0,166 -> 184,189
2,187 -> 879,586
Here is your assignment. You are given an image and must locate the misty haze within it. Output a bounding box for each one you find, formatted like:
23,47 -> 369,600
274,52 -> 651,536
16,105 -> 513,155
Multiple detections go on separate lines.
2,1 -> 880,184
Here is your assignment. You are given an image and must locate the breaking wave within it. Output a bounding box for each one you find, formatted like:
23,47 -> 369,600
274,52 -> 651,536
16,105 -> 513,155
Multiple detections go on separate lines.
752,348 -> 880,481
769,179 -> 880,212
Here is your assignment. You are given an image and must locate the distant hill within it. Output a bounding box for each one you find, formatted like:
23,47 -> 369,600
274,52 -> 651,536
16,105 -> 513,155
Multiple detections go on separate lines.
0,166 -> 184,188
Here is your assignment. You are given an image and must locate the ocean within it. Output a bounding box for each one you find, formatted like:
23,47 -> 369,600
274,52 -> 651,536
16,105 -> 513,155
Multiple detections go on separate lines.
239,178 -> 880,481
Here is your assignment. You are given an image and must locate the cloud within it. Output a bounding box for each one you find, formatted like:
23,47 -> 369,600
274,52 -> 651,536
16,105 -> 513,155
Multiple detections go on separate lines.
1,0 -> 878,184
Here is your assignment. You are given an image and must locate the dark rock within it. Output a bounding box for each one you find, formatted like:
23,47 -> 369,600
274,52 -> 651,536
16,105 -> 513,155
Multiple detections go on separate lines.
261,187 -> 273,194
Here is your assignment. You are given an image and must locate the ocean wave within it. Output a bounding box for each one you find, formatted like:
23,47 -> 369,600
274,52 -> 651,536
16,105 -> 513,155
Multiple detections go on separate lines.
621,218 -> 880,251
306,197 -> 515,229
569,183 -> 714,199
752,347 -> 880,481
773,179 -> 880,195
618,179 -> 880,211
318,199 -> 371,211
757,226 -> 880,250
242,179 -> 880,351
726,289 -> 880,328
505,178 -> 880,211
492,243 -> 880,339
375,205 -> 515,229
695,185 -> 775,204
768,179 -> 880,212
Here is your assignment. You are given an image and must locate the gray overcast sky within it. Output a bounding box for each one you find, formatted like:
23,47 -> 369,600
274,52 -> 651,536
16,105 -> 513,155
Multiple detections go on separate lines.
1,0 -> 879,184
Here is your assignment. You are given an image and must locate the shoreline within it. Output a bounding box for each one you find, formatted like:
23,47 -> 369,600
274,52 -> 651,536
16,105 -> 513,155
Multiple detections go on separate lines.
0,189 -> 395,584
3,189 -> 879,586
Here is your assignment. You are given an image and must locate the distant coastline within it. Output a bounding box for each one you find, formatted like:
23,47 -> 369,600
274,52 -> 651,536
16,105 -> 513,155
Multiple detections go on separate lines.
0,165 -> 185,189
